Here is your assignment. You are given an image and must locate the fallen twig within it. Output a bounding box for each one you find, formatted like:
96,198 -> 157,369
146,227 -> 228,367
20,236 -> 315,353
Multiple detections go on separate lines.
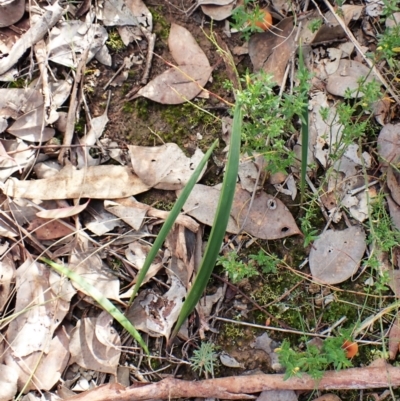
64,363 -> 400,401
58,47 -> 90,164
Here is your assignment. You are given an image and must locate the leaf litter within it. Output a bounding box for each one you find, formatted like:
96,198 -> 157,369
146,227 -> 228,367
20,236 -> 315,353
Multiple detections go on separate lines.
1,0 -> 400,399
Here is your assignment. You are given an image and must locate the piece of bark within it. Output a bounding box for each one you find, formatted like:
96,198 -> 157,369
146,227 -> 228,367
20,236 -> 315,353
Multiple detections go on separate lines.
65,364 -> 400,401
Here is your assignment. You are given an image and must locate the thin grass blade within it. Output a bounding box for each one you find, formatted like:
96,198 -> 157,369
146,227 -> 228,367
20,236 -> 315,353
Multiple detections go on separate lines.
128,139 -> 219,305
171,102 -> 242,339
40,257 -> 149,354
298,43 -> 309,203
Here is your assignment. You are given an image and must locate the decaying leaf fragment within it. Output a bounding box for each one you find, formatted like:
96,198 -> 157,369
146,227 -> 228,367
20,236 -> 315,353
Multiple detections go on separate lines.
309,226 -> 366,285
126,275 -> 186,338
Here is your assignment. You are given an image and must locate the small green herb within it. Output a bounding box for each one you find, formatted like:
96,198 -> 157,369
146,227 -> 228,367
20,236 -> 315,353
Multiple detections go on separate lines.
277,335 -> 353,380
190,342 -> 218,378
217,252 -> 259,283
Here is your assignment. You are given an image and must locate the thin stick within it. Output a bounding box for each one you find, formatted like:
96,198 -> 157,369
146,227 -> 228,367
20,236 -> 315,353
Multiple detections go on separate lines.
58,47 -> 90,164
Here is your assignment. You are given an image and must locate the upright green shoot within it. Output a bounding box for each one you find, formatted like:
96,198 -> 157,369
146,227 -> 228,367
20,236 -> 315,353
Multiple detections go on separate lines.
171,102 -> 242,339
297,43 -> 311,204
128,139 -> 219,305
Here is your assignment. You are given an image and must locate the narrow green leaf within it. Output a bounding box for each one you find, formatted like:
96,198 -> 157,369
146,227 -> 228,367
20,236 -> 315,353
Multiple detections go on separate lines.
171,102 -> 242,339
128,139 -> 219,305
298,43 -> 309,204
40,257 -> 149,354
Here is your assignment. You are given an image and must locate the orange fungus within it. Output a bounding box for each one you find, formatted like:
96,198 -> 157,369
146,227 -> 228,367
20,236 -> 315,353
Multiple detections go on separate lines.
341,340 -> 358,358
254,9 -> 273,31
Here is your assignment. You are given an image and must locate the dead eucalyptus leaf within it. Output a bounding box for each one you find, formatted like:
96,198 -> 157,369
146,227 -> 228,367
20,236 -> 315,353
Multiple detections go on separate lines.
69,311 -> 121,375
169,24 -> 210,67
249,17 -> 296,86
378,124 -> 400,167
70,247 -> 120,301
387,193 -> 400,231
129,143 -> 207,190
201,2 -> 235,20
5,327 -> 70,392
3,165 -> 150,199
7,106 -> 55,142
47,21 -> 110,68
309,226 -> 366,285
36,200 -> 90,219
326,60 -> 378,98
0,364 -> 18,401
0,253 -> 15,312
6,257 -> 73,358
133,64 -> 212,104
28,217 -> 74,240
179,184 -> 300,240
388,314 -> 400,359
0,0 -> 24,28
387,164 -> 400,206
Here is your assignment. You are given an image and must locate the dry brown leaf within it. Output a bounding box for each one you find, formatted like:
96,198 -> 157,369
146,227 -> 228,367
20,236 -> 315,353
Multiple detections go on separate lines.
169,24 -> 210,67
309,226 -> 366,285
388,314 -> 400,359
0,364 -> 18,401
5,327 -> 70,392
387,193 -> 400,231
0,0 -> 24,28
201,2 -> 235,20
231,187 -> 300,239
124,241 -> 163,287
3,165 -> 150,199
387,164 -> 400,206
377,123 -> 400,167
69,245 -> 120,301
0,252 -> 15,313
129,143 -> 207,190
6,257 -> 74,358
179,184 -> 300,240
133,64 -> 213,104
249,17 -> 296,87
36,201 -> 89,219
28,217 -> 74,240
326,60 -> 378,98
127,275 -> 186,338
0,139 -> 36,183
165,225 -> 196,288
69,311 -> 121,375
7,107 -> 55,142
